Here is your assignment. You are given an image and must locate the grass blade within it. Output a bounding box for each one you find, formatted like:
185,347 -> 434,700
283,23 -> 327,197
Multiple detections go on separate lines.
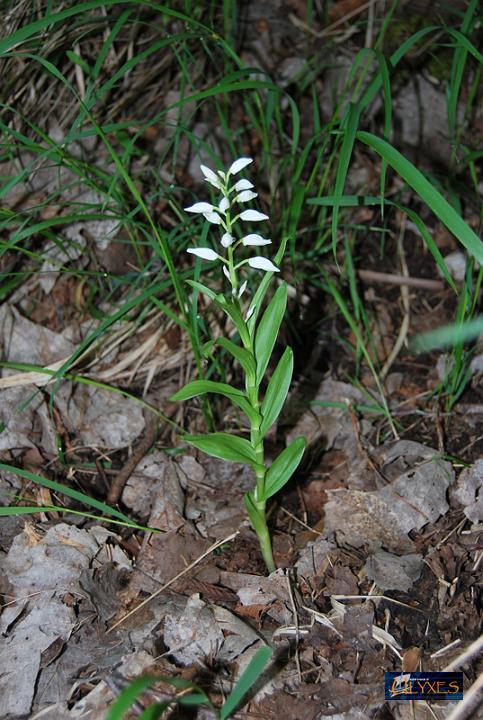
0,463 -> 135,523
356,132 -> 483,264
220,646 -> 273,720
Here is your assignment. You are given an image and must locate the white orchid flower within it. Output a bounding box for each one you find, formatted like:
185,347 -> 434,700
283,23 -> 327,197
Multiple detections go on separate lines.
219,197 -> 230,213
221,232 -> 233,248
203,210 -> 222,224
248,257 -> 279,272
200,164 -> 222,189
187,248 -> 220,261
239,209 -> 269,221
236,190 -> 257,203
242,234 -> 271,246
227,157 -> 253,175
185,201 -> 216,214
234,179 -> 254,192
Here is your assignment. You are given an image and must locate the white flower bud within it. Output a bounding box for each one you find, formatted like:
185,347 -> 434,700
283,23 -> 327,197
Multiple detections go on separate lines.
200,164 -> 222,189
248,257 -> 279,272
239,209 -> 269,221
219,197 -> 230,213
236,190 -> 257,203
241,234 -> 272,246
222,265 -> 231,281
187,248 -> 219,261
234,179 -> 254,192
238,280 -> 248,298
185,202 -> 215,213
246,304 -> 256,321
221,232 -> 233,248
203,211 -> 222,224
228,157 -> 253,175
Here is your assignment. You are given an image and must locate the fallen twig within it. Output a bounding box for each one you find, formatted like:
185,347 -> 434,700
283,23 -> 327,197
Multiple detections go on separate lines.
107,409 -> 159,504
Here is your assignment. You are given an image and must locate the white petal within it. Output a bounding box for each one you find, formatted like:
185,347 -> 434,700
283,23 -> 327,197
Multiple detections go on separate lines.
203,211 -> 222,224
200,164 -> 222,188
239,209 -> 269,221
242,234 -> 272,246
184,202 -> 215,213
236,190 -> 258,203
187,248 -> 219,261
217,170 -> 226,180
246,304 -> 256,321
222,265 -> 231,281
248,257 -> 280,272
234,179 -> 254,192
228,157 -> 253,175
221,232 -> 233,248
238,280 -> 248,298
219,197 -> 230,213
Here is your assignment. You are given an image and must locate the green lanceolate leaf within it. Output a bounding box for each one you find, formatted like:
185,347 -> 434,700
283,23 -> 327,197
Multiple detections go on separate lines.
220,645 -> 273,720
171,379 -> 246,403
218,299 -> 251,347
186,279 -> 217,302
186,432 -> 257,466
202,339 -> 216,358
260,347 -> 293,436
264,437 -> 306,499
255,283 -> 288,385
244,490 -> 267,536
215,337 -> 256,380
171,380 -> 259,425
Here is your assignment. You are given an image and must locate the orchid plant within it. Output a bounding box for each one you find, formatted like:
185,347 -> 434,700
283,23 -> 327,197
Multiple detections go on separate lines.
171,157 -> 305,573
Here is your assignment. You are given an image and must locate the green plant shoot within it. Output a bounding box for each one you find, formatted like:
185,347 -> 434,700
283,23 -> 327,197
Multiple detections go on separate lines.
171,157 -> 305,573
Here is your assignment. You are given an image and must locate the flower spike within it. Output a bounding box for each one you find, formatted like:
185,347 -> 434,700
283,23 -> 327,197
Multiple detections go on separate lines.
185,158 -> 280,289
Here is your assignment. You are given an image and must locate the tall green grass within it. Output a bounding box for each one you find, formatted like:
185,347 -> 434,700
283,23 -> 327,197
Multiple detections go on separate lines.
1,0 -> 481,516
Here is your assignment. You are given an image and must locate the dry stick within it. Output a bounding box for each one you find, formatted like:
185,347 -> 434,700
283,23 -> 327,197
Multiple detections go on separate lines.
107,409 -> 159,504
290,0 -> 377,38
381,217 -> 410,381
444,671 -> 483,720
325,264 -> 445,290
357,268 -> 444,290
443,634 -> 483,672
285,571 -> 302,683
106,531 -> 239,634
364,0 -> 377,48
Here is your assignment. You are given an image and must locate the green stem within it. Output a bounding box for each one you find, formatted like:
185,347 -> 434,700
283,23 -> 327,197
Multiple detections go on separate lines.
254,500 -> 276,574
245,328 -> 276,574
